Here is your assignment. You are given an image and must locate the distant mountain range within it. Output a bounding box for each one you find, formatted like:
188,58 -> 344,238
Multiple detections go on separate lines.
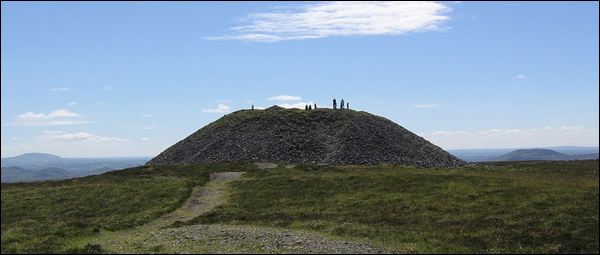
449,146 -> 599,162
486,149 -> 599,162
3,145 -> 598,182
1,153 -> 151,183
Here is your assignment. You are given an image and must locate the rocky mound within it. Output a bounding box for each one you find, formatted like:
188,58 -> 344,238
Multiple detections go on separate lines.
147,107 -> 466,169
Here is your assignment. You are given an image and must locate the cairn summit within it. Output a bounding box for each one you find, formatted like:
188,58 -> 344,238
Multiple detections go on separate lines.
147,107 -> 466,169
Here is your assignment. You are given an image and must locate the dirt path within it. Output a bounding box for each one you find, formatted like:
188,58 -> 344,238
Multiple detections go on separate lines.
153,172 -> 245,228
91,172 -> 245,253
87,171 -> 395,254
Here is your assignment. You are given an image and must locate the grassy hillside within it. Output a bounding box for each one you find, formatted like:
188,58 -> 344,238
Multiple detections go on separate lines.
1,160 -> 598,254
0,162 -> 252,254
1,167 -> 74,183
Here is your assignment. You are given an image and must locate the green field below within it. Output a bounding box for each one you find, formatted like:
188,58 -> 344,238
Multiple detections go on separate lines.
2,160 -> 598,254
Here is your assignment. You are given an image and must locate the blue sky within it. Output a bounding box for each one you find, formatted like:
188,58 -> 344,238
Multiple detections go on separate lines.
1,1 -> 598,158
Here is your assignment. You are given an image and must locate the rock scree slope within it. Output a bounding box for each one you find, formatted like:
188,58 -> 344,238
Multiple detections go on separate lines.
147,106 -> 466,169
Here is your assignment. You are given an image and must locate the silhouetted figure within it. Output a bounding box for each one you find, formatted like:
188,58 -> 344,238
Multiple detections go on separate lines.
308,105 -> 312,110
252,104 -> 254,110
314,103 -> 317,109
347,102 -> 349,109
340,99 -> 345,109
333,98 -> 337,109
305,105 -> 308,110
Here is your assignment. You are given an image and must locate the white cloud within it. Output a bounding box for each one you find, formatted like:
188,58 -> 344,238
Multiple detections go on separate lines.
124,126 -> 160,130
42,130 -> 66,135
141,137 -> 151,141
42,132 -> 128,143
560,126 -> 584,131
105,86 -> 113,90
7,109 -> 93,126
411,104 -> 440,109
533,126 -> 554,132
17,112 -> 45,119
517,74 -> 526,79
142,114 -> 154,118
6,121 -> 94,127
478,129 -> 503,135
202,104 -> 231,113
206,1 -> 452,42
560,126 -> 592,135
18,109 -> 83,120
49,87 -> 71,92
277,102 -> 315,109
67,101 -> 77,106
433,130 -> 471,135
426,126 -> 599,150
506,129 -> 523,133
267,95 -> 302,101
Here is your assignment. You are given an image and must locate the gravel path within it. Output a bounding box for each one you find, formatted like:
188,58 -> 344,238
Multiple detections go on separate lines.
142,224 -> 395,254
91,171 -> 397,254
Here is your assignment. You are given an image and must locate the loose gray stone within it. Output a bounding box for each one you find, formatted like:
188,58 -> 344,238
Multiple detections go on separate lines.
146,107 -> 466,169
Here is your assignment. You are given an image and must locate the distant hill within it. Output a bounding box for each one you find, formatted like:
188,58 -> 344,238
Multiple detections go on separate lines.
1,154 -> 150,183
1,153 -> 63,167
1,166 -> 72,183
449,146 -> 599,162
486,149 -> 600,162
76,166 -> 116,177
448,149 -> 515,162
147,107 -> 466,169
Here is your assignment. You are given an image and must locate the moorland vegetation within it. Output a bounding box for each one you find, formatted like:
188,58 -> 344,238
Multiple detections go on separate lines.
1,160 -> 598,254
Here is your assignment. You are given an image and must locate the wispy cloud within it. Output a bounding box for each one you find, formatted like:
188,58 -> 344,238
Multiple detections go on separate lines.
18,109 -> 83,120
267,95 -> 302,101
43,131 -> 66,135
141,137 -> 151,141
560,126 -> 591,135
67,101 -> 77,106
560,126 -> 584,132
202,104 -> 231,113
433,130 -> 471,135
206,1 -> 452,42
428,126 -> 599,149
49,87 -> 71,92
277,102 -> 315,109
6,120 -> 95,127
403,103 -> 440,109
410,104 -> 440,109
124,126 -> 160,130
42,132 -> 128,143
517,74 -> 526,79
6,109 -> 93,126
141,114 -> 154,118
216,99 -> 236,103
533,126 -> 554,131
